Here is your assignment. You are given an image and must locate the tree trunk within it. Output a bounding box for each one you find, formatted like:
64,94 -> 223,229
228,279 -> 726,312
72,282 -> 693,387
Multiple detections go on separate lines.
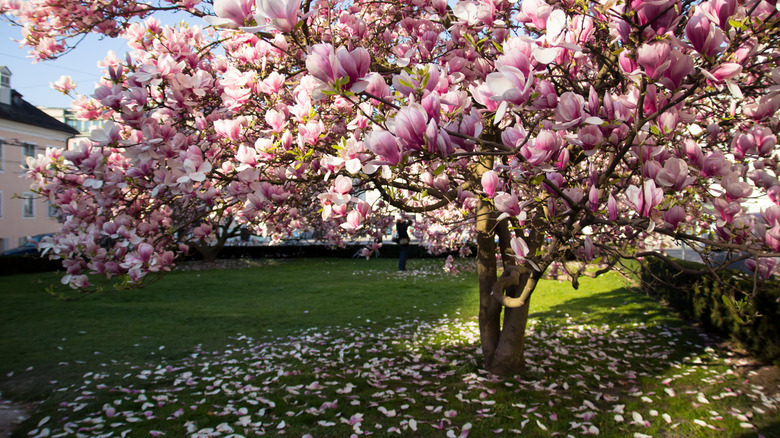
196,241 -> 226,263
475,199 -> 537,376
476,198 -> 502,371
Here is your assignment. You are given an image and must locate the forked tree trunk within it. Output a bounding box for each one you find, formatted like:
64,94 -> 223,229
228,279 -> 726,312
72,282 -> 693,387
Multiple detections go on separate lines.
475,198 -> 537,375
196,242 -> 225,263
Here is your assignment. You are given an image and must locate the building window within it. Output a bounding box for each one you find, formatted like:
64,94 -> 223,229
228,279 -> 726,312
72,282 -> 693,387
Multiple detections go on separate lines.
22,192 -> 34,218
0,139 -> 4,172
0,190 -> 3,218
22,143 -> 35,169
47,201 -> 59,218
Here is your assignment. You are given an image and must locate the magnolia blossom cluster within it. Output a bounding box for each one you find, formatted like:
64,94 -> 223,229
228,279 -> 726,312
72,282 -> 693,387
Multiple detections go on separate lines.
8,0 -> 780,291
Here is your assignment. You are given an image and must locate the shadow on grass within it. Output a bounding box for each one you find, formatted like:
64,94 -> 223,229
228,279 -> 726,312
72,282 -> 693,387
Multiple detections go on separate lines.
741,421 -> 780,438
531,285 -> 685,327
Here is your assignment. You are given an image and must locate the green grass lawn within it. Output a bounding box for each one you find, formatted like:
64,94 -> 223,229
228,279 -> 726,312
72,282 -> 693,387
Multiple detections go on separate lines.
1,257 -> 778,437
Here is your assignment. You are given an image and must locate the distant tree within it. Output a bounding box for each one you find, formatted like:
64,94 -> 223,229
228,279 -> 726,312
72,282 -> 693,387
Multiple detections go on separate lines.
6,0 -> 780,374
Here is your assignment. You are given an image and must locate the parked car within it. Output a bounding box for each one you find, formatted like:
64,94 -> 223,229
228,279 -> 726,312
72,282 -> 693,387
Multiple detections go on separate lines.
1,233 -> 53,256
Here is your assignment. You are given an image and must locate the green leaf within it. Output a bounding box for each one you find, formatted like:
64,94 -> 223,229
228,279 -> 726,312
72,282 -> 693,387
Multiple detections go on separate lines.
531,174 -> 545,185
420,72 -> 430,90
728,18 -> 743,29
433,164 -> 446,176
398,79 -> 414,88
650,125 -> 661,136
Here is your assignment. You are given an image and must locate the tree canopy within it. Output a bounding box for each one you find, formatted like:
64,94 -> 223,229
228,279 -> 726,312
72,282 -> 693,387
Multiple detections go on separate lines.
4,0 -> 780,373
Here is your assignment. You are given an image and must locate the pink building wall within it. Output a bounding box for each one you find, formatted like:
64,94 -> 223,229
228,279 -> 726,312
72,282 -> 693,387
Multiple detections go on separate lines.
0,119 -> 73,252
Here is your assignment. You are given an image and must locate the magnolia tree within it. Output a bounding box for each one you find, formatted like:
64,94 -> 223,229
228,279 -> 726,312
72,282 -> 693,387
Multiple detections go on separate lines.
4,0 -> 780,374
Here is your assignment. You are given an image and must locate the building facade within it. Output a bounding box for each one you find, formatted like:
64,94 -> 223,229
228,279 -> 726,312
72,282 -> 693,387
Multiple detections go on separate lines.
0,66 -> 79,252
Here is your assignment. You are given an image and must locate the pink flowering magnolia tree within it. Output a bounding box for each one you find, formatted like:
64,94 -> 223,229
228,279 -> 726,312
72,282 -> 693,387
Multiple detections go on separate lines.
5,0 -> 780,374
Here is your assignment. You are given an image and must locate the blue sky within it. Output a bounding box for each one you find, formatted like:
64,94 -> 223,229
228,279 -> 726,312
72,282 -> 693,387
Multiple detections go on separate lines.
0,11 -> 186,109
0,24 -> 129,108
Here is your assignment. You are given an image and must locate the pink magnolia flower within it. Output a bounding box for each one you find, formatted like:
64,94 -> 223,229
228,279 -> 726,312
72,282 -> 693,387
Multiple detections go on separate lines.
177,146 -> 212,184
432,172 -> 449,192
204,0 -> 254,28
745,258 -> 777,280
481,170 -> 499,197
509,236 -> 539,270
765,224 -> 780,252
236,144 -> 259,167
660,50 -> 694,90
516,0 -> 553,29
721,174 -> 753,201
588,185 -> 599,211
254,0 -> 301,32
619,51 -> 639,74
700,151 -> 729,178
637,42 -> 671,80
486,65 -> 534,121
608,193 -> 618,221
443,255 -> 459,275
510,236 -> 529,258
712,198 -> 742,222
584,236 -> 595,260
258,182 -> 290,203
333,175 -> 353,195
214,118 -> 245,141
704,62 -> 742,83
335,46 -> 370,88
626,180 -> 663,217
494,192 -> 524,219
531,80 -> 558,110
655,158 -> 695,191
743,94 -> 780,121
193,223 -> 213,239
700,0 -> 737,30
392,66 -> 440,97
365,130 -> 402,165
521,129 -> 561,166
555,92 -> 587,129
632,0 -> 681,35
394,103 -> 429,151
306,43 -> 340,86
51,75 -> 77,93
766,184 -> 780,205
762,205 -> 780,227
447,109 -> 483,152
365,73 -> 391,101
663,205 -> 686,230
340,209 -> 363,231
576,125 -> 603,154
685,14 -> 725,57
265,109 -> 286,133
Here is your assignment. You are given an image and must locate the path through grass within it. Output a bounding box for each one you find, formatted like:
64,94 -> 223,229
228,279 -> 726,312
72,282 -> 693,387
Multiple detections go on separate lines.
1,258 -> 778,437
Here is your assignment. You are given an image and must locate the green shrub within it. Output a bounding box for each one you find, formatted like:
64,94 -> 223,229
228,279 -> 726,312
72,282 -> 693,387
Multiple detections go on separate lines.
0,255 -> 62,276
640,258 -> 780,365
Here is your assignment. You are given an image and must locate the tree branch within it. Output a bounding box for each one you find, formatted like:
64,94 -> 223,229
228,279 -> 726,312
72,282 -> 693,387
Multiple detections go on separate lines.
490,264 -> 537,308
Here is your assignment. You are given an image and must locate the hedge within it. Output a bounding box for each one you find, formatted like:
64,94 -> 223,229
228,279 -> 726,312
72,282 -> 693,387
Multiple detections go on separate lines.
640,257 -> 780,366
0,243 -> 463,276
0,255 -> 63,276
192,242 -> 455,260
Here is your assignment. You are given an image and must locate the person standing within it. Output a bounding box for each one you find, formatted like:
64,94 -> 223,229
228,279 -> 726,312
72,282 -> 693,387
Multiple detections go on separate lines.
395,216 -> 412,271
